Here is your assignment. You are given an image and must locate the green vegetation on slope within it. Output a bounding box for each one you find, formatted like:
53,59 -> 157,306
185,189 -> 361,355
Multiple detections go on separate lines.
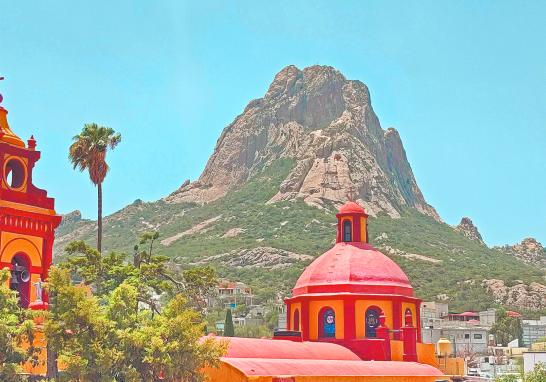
56,159 -> 545,312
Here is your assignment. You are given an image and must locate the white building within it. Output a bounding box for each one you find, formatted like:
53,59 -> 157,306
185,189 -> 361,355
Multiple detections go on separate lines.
523,351 -> 546,373
522,316 -> 546,346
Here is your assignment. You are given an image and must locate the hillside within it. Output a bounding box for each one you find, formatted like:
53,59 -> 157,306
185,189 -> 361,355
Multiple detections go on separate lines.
55,65 -> 546,313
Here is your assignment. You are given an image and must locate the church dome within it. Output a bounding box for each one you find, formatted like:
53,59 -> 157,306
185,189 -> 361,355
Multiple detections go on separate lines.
338,201 -> 367,215
292,242 -> 413,297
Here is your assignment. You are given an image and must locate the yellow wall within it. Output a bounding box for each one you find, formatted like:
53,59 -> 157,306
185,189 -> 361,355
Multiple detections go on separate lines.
401,302 -> 416,327
0,231 -> 43,267
290,302 -> 302,331
309,300 -> 345,340
355,300 -> 393,339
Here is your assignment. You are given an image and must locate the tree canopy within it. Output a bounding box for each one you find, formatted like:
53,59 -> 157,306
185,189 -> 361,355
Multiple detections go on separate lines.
44,233 -> 225,382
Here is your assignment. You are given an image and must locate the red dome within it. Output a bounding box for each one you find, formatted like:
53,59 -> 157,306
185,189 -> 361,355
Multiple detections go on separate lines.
338,201 -> 366,215
293,243 -> 413,297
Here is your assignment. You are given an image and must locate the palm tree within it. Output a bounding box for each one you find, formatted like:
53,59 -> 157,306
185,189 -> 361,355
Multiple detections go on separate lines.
69,123 -> 121,253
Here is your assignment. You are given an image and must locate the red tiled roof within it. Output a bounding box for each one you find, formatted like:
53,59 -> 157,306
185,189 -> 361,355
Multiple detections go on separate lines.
224,358 -> 444,377
222,337 -> 361,360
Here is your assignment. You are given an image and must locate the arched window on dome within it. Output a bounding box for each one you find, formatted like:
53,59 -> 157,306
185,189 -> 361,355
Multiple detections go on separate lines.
293,309 -> 300,331
365,307 -> 382,338
342,220 -> 352,242
319,307 -> 336,338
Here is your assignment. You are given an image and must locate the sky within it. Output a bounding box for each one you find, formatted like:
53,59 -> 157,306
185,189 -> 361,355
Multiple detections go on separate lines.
0,1 -> 544,246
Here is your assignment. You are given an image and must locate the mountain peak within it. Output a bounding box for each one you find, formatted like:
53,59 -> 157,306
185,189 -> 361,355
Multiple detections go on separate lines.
166,65 -> 440,221
455,217 -> 485,244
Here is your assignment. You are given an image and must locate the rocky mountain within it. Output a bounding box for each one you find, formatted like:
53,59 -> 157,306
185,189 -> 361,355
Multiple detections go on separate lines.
495,238 -> 546,267
166,65 -> 440,221
55,65 -> 546,312
455,217 -> 485,245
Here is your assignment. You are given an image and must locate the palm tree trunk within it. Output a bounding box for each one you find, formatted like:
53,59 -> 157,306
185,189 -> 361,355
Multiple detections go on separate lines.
97,182 -> 102,253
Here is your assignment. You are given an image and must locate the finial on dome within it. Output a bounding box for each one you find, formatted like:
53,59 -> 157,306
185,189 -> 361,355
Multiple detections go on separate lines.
0,76 -> 4,104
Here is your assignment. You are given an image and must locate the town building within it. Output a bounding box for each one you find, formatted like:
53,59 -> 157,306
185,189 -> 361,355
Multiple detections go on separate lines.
208,279 -> 254,309
206,202 -> 465,381
522,316 -> 546,346
523,350 -> 546,373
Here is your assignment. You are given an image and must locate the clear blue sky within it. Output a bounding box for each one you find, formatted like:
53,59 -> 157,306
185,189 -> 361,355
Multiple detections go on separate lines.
0,1 -> 544,246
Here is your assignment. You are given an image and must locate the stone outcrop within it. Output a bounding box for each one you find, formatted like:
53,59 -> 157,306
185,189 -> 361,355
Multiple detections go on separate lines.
166,65 -> 440,221
483,279 -> 546,310
495,238 -> 546,266
191,247 -> 313,269
59,210 -> 82,227
455,217 -> 484,245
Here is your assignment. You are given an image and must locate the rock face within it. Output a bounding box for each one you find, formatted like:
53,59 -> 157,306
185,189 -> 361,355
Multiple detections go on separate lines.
455,217 -> 484,245
496,238 -> 546,266
483,279 -> 546,310
191,247 -> 313,270
166,65 -> 440,221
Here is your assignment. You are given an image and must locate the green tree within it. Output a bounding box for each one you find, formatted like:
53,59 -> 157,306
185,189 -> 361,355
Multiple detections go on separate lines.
224,309 -> 234,337
494,363 -> 546,382
0,269 -> 38,382
181,266 -> 217,314
45,265 -> 225,382
490,308 -> 523,346
69,123 -> 121,253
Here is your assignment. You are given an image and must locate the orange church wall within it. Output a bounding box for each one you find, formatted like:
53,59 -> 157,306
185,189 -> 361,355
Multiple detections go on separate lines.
416,343 -> 439,368
0,231 -> 43,267
290,302 -> 301,331
203,362 -> 249,382
309,300 -> 345,340
360,217 -> 367,243
294,377 -> 442,382
21,327 -> 47,376
355,300 -> 393,339
390,340 -> 403,361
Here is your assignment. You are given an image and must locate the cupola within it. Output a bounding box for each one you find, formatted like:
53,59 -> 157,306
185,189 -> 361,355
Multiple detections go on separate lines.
336,201 -> 368,243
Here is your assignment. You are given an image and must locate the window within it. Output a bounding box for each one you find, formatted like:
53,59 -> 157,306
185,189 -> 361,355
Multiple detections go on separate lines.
464,333 -> 470,339
319,307 -> 335,338
343,220 -> 352,242
4,158 -> 26,190
365,307 -> 381,338
293,309 -> 300,332
474,334 -> 483,339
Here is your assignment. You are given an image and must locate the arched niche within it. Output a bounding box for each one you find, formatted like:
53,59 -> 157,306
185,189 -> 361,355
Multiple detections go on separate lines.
365,306 -> 383,338
318,307 -> 336,339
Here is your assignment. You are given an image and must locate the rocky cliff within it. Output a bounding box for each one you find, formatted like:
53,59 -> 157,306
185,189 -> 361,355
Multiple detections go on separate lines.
166,65 -> 440,221
455,217 -> 484,245
496,238 -> 546,267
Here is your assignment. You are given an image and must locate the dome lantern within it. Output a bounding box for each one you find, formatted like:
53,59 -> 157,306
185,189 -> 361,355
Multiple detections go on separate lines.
336,201 -> 369,243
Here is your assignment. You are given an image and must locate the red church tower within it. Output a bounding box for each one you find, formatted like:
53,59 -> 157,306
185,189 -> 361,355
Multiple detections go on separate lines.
0,78 -> 61,310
